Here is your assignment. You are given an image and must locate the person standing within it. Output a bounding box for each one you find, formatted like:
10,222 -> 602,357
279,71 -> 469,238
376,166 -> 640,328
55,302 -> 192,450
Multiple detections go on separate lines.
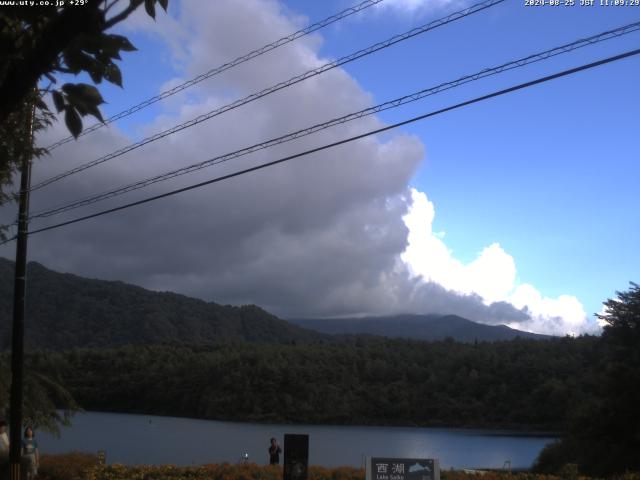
268,437 -> 281,465
21,427 -> 38,480
0,421 -> 8,459
0,420 -> 9,479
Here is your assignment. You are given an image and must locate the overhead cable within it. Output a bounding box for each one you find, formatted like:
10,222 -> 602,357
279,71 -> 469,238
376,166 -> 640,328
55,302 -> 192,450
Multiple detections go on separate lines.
28,20 -> 640,220
30,0 -> 505,192
44,0 -> 387,151
11,47 -> 638,241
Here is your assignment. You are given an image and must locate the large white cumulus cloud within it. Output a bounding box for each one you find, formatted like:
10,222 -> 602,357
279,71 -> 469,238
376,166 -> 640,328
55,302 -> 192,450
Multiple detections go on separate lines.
401,189 -> 596,335
0,0 -> 598,335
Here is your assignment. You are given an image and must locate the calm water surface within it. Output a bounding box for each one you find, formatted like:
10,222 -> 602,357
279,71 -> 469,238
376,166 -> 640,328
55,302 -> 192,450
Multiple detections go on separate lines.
38,412 -> 556,469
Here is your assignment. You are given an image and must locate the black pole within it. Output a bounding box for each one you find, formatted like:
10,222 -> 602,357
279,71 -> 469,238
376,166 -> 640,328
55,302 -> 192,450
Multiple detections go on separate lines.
8,101 -> 34,480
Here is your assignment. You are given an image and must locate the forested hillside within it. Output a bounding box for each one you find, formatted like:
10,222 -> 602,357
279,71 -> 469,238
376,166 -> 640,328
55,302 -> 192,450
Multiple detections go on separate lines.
291,315 -> 550,342
0,258 -> 547,348
27,335 -> 599,430
0,258 -> 323,349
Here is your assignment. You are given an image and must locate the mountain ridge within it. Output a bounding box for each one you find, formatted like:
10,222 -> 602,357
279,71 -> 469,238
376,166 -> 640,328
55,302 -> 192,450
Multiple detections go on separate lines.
0,257 -> 548,349
289,313 -> 551,342
0,258 -> 323,350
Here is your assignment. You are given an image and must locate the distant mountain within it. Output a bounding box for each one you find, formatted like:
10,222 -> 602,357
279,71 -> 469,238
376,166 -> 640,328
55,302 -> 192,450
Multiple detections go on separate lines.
0,258 -> 549,350
290,314 -> 551,342
0,258 -> 324,350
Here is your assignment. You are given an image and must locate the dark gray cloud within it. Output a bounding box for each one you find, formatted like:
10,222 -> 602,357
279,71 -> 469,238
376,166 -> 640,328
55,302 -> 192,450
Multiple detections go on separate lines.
0,0 -> 532,328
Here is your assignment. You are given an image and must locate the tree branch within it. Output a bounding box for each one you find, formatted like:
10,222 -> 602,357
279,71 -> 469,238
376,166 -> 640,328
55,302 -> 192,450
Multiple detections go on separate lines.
104,0 -> 122,15
104,0 -> 144,29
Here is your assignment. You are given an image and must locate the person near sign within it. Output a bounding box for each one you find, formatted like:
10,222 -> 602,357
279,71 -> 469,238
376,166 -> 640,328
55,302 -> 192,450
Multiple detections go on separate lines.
21,427 -> 39,480
0,420 -> 9,478
268,437 -> 282,465
0,421 -> 9,459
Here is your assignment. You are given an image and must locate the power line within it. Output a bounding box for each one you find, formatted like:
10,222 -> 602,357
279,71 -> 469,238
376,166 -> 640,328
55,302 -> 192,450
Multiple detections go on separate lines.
27,20 -> 640,221
29,0 -> 504,192
13,47 -> 639,241
44,0 -> 387,152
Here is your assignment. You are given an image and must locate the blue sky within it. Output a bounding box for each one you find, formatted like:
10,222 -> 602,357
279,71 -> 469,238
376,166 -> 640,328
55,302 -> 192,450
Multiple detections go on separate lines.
114,0 -> 638,319
4,0 -> 638,334
302,0 -> 640,320
289,0 -> 640,319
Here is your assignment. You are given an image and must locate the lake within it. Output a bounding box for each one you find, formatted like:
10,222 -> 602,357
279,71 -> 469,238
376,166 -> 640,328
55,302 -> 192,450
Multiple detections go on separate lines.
37,412 -> 556,470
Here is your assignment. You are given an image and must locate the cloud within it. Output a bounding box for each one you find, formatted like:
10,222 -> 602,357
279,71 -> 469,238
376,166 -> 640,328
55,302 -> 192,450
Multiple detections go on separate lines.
1,0 -> 420,318
508,284 -> 594,336
401,189 -> 599,335
402,190 -> 516,304
0,0 -> 596,336
379,0 -> 466,15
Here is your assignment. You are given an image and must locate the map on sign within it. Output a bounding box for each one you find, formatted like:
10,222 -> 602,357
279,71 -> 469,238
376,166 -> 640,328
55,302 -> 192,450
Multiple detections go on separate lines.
367,458 -> 440,480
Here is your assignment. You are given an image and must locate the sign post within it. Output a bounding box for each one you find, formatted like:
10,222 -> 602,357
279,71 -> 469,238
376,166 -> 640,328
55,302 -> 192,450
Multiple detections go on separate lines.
283,434 -> 309,480
366,458 -> 440,480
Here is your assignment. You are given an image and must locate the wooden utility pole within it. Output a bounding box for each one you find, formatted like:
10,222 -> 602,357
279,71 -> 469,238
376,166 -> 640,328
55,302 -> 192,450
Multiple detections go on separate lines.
8,100 -> 35,480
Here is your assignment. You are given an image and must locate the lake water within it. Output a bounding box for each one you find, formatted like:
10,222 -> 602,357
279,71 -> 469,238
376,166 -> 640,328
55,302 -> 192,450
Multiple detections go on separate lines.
37,412 -> 556,470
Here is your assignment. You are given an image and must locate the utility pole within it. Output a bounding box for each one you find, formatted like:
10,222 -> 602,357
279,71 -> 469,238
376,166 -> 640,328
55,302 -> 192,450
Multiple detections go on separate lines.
8,99 -> 35,480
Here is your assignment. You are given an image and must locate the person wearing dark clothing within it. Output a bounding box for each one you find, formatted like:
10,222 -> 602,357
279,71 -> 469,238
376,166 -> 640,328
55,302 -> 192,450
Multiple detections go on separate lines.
21,427 -> 38,480
0,420 -> 9,480
268,437 -> 281,465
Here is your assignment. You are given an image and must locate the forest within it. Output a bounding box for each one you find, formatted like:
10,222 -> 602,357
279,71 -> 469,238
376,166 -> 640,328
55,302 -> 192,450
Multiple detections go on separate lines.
22,335 -> 598,430
0,261 -> 638,476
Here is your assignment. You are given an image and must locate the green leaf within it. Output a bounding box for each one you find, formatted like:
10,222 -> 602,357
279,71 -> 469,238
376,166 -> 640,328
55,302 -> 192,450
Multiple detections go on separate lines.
99,35 -> 124,60
73,102 -> 88,116
107,34 -> 137,53
63,49 -> 96,74
76,33 -> 102,55
35,98 -> 50,112
60,84 -> 105,124
62,83 -> 105,106
144,0 -> 156,19
86,65 -> 104,84
81,84 -> 105,105
52,91 -> 65,112
64,107 -> 82,138
99,49 -> 121,62
104,64 -> 123,88
85,103 -> 104,123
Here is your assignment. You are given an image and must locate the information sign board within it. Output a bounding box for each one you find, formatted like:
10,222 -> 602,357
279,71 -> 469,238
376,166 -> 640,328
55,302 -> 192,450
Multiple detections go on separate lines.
366,457 -> 440,480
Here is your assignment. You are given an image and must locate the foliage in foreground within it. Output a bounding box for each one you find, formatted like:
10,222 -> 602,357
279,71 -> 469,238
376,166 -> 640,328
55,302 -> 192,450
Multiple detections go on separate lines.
35,454 -> 640,480
533,282 -> 640,476
0,355 -> 79,435
39,452 -> 100,480
0,0 -> 170,135
0,0 -> 169,240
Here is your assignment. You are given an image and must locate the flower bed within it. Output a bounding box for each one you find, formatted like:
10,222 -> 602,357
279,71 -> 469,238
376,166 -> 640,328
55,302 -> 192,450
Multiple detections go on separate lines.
35,453 -> 640,480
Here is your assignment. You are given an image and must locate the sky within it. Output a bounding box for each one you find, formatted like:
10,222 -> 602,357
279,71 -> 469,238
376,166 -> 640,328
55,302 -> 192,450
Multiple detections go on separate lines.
1,0 -> 639,335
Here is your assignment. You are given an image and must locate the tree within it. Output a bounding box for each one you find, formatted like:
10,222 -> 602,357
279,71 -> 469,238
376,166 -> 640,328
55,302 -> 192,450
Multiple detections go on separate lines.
0,0 -> 169,216
599,281 -> 640,343
0,0 -> 170,435
534,282 -> 640,476
592,282 -> 640,473
1,0 -> 169,129
0,354 -> 79,435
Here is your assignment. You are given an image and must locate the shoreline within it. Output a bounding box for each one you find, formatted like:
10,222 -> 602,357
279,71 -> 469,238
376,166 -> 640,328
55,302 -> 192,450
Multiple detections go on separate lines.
66,409 -> 561,437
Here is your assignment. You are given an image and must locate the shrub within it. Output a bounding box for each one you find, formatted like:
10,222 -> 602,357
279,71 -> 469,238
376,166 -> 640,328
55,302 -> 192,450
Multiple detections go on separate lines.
38,451 -> 98,480
29,457 -> 640,480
